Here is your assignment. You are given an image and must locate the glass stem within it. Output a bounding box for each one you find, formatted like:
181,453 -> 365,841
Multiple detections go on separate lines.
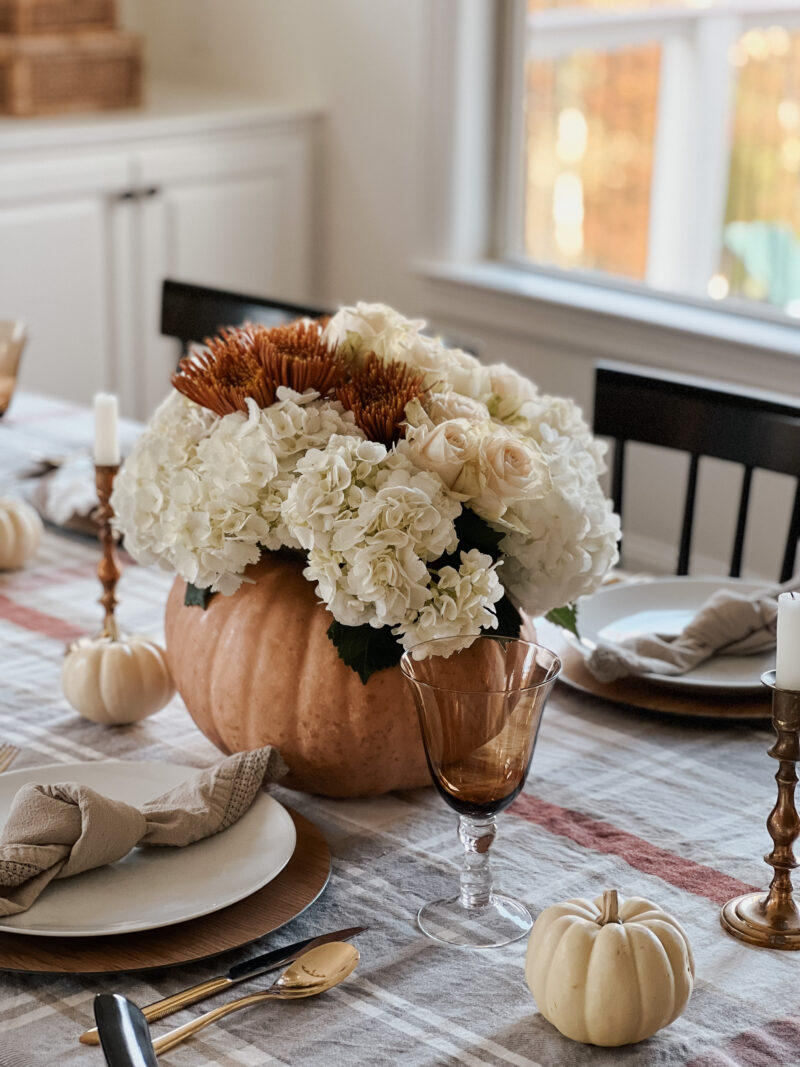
458,815 -> 497,910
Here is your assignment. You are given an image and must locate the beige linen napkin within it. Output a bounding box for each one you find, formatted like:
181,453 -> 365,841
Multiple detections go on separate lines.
0,746 -> 287,917
586,576 -> 800,683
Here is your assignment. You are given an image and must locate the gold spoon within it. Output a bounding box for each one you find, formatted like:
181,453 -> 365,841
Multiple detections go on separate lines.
152,941 -> 360,1055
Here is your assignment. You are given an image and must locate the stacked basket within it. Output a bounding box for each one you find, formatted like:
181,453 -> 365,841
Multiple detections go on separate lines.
0,0 -> 141,116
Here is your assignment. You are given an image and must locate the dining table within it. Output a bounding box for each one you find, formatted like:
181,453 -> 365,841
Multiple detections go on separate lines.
1,390 -> 798,1067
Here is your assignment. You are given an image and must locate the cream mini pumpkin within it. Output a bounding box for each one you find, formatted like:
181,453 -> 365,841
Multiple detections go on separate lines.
526,889 -> 694,1047
62,633 -> 175,725
0,497 -> 42,570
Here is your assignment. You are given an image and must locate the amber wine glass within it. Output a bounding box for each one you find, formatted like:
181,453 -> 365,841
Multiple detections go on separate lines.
401,635 -> 560,948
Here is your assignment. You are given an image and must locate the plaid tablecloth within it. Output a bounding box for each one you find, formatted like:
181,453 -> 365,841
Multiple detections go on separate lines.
0,392 -> 797,1067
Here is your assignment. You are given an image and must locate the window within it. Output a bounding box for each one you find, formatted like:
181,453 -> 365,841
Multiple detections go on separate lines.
504,0 -> 800,318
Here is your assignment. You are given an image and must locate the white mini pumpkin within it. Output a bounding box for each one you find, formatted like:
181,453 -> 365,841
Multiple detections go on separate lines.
62,633 -> 175,725
0,497 -> 42,570
526,889 -> 694,1047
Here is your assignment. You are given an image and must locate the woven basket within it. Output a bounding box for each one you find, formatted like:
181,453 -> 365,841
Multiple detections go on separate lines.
0,31 -> 141,115
0,0 -> 115,35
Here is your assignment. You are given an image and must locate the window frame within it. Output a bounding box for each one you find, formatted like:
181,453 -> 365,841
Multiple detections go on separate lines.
499,0 -> 800,310
419,0 -> 800,398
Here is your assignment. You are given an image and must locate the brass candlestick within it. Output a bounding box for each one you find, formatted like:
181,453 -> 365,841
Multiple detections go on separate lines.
721,670 -> 800,949
94,464 -> 121,641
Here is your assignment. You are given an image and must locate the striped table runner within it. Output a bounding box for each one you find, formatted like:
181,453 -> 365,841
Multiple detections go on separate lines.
0,393 -> 794,1067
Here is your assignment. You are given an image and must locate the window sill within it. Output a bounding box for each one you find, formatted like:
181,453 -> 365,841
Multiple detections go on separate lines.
418,259 -> 800,395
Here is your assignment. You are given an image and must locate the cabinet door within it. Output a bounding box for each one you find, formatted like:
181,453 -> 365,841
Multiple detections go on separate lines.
136,125 -> 316,414
0,197 -> 113,405
139,126 -> 314,298
0,153 -> 130,406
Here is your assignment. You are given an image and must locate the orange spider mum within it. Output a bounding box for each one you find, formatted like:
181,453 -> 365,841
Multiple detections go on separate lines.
171,320 -> 346,417
171,327 -> 274,417
336,353 -> 426,445
254,321 -> 347,399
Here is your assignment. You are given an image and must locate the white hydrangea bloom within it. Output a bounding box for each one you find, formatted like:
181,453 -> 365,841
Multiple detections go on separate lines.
286,435 -> 462,629
498,396 -> 620,615
112,389 -> 359,594
397,549 -> 504,657
322,301 -> 491,396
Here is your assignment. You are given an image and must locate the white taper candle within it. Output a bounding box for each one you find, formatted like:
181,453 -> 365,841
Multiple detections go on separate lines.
93,393 -> 120,466
776,592 -> 800,691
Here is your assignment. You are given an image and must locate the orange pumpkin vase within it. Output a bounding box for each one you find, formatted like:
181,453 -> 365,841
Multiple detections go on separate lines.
164,552 -> 431,797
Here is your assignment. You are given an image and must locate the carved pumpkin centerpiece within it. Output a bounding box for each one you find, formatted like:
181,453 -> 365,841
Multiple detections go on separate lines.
111,304 -> 619,797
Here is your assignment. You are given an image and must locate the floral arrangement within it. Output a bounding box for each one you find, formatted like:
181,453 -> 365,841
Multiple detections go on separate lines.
112,303 -> 619,681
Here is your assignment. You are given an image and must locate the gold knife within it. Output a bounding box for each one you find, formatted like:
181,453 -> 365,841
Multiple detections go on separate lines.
79,924 -> 365,1045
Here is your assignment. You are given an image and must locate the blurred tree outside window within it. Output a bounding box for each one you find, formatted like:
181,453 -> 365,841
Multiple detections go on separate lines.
518,0 -> 800,317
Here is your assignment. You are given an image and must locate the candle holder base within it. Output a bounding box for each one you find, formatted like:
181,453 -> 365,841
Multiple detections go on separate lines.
721,892 -> 800,950
721,672 -> 800,951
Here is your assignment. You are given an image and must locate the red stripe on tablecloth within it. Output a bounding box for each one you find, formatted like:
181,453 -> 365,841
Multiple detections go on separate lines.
511,793 -> 758,905
8,559 -> 99,593
687,1014 -> 800,1066
0,593 -> 84,642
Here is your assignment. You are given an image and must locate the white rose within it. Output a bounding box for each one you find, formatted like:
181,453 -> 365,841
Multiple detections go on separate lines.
471,430 -> 552,521
322,302 -> 427,364
425,391 -> 491,424
487,363 -> 538,402
403,419 -> 482,496
444,348 -> 492,399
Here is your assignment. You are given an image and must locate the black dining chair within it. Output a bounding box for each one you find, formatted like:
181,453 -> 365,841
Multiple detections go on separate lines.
160,279 -> 330,353
593,360 -> 800,581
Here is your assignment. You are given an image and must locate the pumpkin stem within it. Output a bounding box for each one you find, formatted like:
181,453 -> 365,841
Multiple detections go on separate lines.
597,889 -> 621,925
101,616 -> 120,642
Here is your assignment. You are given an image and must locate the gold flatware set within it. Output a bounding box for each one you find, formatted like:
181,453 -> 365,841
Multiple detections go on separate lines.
92,941 -> 361,1062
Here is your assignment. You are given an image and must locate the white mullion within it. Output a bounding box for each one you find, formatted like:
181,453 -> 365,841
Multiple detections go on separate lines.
497,0 -> 528,261
647,16 -> 741,297
646,31 -> 696,293
684,14 -> 741,296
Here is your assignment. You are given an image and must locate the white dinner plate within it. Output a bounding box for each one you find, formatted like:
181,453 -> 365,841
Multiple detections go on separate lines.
573,577 -> 775,694
0,760 -> 296,937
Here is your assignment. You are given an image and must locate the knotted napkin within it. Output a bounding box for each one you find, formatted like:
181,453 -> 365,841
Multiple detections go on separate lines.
586,576 -> 800,683
0,746 -> 287,917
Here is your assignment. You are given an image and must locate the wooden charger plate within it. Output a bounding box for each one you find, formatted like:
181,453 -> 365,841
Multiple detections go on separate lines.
542,626 -> 771,720
0,808 -> 330,974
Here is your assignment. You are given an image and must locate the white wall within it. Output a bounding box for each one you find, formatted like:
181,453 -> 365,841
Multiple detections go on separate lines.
121,0 -> 430,316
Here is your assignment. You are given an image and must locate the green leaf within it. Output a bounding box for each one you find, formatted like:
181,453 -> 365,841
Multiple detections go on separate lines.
453,508 -> 504,560
184,582 -> 213,609
545,603 -> 579,639
492,594 -> 522,639
326,620 -> 404,685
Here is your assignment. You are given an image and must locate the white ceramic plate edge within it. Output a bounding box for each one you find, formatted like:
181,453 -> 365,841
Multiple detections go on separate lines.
0,760 -> 297,937
569,576 -> 773,694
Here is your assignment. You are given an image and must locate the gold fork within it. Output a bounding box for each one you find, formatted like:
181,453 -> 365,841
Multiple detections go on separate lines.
0,744 -> 20,774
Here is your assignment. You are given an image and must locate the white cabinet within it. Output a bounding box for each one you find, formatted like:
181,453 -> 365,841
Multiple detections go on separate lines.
0,90 -> 320,417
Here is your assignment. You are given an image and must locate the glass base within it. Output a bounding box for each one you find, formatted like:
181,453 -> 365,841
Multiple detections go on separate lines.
417,894 -> 532,948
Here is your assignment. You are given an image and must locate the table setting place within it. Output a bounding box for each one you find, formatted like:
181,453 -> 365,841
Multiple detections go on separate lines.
1,303 -> 800,1067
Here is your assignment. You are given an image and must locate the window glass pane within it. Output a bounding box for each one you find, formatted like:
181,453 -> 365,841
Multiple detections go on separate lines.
524,46 -> 660,281
719,29 -> 800,313
520,4 -> 800,317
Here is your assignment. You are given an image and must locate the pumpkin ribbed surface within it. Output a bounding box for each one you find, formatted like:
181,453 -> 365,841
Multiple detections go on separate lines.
0,498 -> 42,570
164,553 -> 431,797
525,892 -> 694,1047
